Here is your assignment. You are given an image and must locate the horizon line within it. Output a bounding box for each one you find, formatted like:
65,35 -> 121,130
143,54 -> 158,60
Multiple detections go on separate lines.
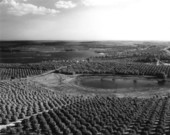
0,39 -> 170,42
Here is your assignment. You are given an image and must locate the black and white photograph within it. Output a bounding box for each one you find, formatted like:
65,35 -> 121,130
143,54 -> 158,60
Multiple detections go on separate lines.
0,0 -> 170,135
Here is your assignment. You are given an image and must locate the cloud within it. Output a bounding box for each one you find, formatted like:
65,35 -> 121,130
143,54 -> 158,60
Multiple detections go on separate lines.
0,0 -> 59,16
81,0 -> 135,7
55,0 -> 77,9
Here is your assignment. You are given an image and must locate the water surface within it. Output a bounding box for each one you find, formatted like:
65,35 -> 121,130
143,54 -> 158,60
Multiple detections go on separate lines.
80,76 -> 170,89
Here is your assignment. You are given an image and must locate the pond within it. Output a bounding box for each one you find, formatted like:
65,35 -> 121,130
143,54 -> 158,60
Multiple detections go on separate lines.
80,76 -> 170,89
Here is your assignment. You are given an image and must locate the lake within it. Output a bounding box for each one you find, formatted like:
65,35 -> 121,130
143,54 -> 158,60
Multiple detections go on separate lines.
80,76 -> 170,89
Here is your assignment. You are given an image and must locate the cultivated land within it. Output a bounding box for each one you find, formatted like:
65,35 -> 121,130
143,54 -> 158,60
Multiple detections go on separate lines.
1,41 -> 170,135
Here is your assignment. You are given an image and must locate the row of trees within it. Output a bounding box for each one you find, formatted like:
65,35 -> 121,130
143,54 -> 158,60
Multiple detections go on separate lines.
0,79 -> 84,125
0,68 -> 43,80
59,61 -> 170,78
0,60 -> 76,80
1,95 -> 170,135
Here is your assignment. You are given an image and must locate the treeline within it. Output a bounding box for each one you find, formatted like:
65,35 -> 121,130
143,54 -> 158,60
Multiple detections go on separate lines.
59,61 -> 170,78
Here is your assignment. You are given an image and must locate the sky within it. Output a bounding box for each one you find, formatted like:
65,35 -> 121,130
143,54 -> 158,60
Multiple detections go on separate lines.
0,0 -> 170,41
